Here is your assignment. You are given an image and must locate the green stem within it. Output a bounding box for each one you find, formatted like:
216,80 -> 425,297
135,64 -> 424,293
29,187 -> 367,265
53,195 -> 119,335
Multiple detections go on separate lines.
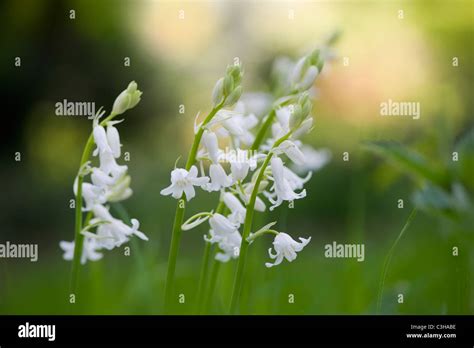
195,241 -> 212,312
69,113 -> 116,295
69,211 -> 93,294
164,199 -> 185,311
376,208 -> 417,314
204,253 -> 221,313
247,229 -> 279,243
163,102 -> 225,311
251,109 -> 275,151
228,133 -> 290,314
195,200 -> 225,313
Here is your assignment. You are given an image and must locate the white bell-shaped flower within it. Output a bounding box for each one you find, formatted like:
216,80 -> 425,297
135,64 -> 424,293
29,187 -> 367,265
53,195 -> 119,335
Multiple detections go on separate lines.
93,125 -> 112,156
275,140 -> 306,166
206,163 -> 232,192
106,123 -> 122,158
267,156 -> 306,210
73,179 -> 106,211
222,192 -> 246,225
87,204 -> 148,248
265,232 -> 311,268
59,238 -> 103,265
208,213 -> 239,236
160,165 -> 209,201
214,231 -> 242,263
202,130 -> 220,163
292,146 -> 331,174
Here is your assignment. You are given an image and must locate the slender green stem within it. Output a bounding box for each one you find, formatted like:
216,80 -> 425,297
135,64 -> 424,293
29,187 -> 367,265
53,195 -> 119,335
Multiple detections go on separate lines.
376,208 -> 417,314
229,133 -> 290,314
228,156 -> 271,313
195,241 -> 212,312
163,102 -> 225,311
251,109 -> 275,151
247,229 -> 279,243
195,200 -> 225,313
69,211 -> 93,294
164,199 -> 185,311
185,102 -> 224,170
69,113 -> 116,295
204,253 -> 221,313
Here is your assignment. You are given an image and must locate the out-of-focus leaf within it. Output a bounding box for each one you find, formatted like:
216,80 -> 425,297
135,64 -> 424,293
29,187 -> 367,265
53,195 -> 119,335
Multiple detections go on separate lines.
364,141 -> 448,187
412,183 -> 471,221
454,128 -> 474,191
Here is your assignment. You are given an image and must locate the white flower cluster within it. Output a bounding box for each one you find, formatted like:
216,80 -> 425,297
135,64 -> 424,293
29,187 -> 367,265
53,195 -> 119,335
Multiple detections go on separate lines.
61,82 -> 148,264
162,49 -> 332,268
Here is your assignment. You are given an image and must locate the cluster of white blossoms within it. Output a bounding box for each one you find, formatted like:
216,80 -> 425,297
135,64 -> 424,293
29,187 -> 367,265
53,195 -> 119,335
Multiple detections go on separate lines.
61,82 -> 148,264
162,48 -> 332,268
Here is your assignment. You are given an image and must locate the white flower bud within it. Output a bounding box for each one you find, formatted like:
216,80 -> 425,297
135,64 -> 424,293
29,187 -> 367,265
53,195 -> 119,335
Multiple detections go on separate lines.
112,81 -> 142,115
224,86 -> 242,107
298,65 -> 319,91
212,78 -> 224,106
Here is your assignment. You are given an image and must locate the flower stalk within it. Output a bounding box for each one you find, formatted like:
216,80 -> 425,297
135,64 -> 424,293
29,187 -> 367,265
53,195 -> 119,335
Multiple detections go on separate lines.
163,100 -> 226,309
229,132 -> 291,313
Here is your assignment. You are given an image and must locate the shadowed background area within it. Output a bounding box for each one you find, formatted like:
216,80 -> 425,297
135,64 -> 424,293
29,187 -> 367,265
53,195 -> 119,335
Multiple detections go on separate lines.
0,0 -> 473,314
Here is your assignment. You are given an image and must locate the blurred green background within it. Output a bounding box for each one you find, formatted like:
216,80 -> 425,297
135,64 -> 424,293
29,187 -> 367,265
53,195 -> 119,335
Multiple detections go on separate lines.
0,0 -> 472,314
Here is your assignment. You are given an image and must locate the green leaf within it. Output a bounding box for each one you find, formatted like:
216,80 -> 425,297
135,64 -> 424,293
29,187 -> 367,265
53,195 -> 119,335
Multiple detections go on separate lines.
454,128 -> 474,191
364,141 -> 447,186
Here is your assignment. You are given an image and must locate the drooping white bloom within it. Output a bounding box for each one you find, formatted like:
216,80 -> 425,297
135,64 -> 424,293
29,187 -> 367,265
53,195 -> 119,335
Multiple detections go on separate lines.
267,156 -> 306,210
202,130 -> 220,163
283,167 -> 312,191
59,238 -> 103,265
73,179 -> 106,211
105,174 -> 133,202
213,109 -> 258,146
222,192 -> 246,225
214,231 -> 242,262
208,213 -> 239,236
275,140 -> 306,166
205,213 -> 242,263
106,123 -> 122,158
161,165 -> 209,201
206,163 -> 232,192
239,93 -> 273,118
98,150 -> 128,177
85,204 -> 148,248
91,167 -> 116,187
265,232 -> 311,268
93,125 -> 112,155
92,124 -> 127,176
238,184 -> 267,212
292,146 -> 331,174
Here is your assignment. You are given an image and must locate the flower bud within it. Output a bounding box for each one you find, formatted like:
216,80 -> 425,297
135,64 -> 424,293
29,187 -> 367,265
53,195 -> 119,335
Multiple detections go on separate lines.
300,94 -> 312,117
212,78 -> 225,106
289,104 -> 304,130
223,74 -> 234,96
309,49 -> 321,66
298,66 -> 319,91
290,57 -> 309,86
112,81 -> 142,115
227,65 -> 242,85
224,85 -> 242,107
